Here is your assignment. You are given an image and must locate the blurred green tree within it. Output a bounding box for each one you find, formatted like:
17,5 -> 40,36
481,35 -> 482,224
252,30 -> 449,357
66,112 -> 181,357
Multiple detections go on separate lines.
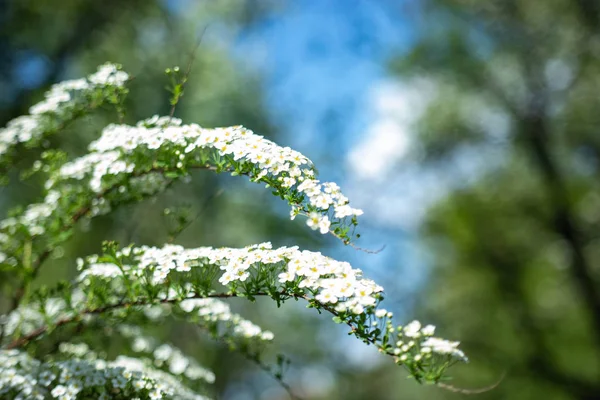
390,1 -> 600,398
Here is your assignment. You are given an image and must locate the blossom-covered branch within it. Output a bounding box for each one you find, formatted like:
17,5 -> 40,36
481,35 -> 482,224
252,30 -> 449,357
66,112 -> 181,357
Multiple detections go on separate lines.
0,349 -> 210,400
0,63 -> 129,182
1,293 -> 289,399
2,293 -> 273,352
5,242 -> 467,384
53,115 -> 363,238
2,295 -> 299,399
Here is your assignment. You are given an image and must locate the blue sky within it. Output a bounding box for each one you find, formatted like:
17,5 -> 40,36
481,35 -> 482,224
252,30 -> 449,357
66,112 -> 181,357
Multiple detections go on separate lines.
236,0 -> 414,153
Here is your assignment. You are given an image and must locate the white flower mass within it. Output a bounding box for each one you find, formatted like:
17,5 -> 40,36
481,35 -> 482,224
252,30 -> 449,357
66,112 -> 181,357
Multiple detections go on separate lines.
54,115 -> 363,231
77,242 -> 467,365
0,350 -> 210,400
0,63 -> 128,159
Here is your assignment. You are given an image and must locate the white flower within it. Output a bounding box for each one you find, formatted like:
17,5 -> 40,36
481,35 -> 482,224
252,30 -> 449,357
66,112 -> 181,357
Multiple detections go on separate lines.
312,194 -> 332,209
282,177 -> 296,188
318,215 -> 331,234
218,271 -> 234,285
404,320 -> 422,338
149,390 -> 163,400
421,337 -> 466,361
422,324 -> 436,336
51,385 -> 67,397
316,290 -> 338,304
306,212 -> 321,231
278,271 -> 295,282
351,304 -> 365,314
234,269 -> 250,281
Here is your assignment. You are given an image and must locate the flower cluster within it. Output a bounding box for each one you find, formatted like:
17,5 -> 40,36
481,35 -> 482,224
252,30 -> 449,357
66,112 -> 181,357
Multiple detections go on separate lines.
177,298 -> 274,342
1,296 -> 277,399
79,242 -> 382,315
0,350 -> 209,400
0,63 -> 128,173
0,296 -> 72,338
0,190 -> 60,239
391,320 -> 466,363
0,189 -> 65,269
48,115 -> 363,240
1,294 -> 273,357
0,63 -> 129,267
0,350 -> 44,400
72,242 -> 467,382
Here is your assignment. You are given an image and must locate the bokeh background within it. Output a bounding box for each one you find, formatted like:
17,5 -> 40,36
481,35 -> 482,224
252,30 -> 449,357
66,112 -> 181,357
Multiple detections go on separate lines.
2,0 -> 600,399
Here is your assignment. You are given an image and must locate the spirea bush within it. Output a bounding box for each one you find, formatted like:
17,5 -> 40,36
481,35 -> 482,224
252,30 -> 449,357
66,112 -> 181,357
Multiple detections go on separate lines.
0,64 -> 467,400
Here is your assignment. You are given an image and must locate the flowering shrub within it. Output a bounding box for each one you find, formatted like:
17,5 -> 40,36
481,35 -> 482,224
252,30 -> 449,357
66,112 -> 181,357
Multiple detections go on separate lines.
0,64 -> 467,399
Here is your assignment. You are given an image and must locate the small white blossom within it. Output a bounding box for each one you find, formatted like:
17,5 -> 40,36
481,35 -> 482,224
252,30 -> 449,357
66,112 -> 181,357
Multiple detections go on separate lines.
404,320 -> 422,338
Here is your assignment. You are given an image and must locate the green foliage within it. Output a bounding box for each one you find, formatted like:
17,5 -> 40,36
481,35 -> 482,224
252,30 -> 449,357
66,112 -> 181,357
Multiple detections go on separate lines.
389,0 -> 600,398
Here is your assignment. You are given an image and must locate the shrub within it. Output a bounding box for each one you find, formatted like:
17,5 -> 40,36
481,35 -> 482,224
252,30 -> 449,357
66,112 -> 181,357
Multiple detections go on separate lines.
0,64 -> 466,400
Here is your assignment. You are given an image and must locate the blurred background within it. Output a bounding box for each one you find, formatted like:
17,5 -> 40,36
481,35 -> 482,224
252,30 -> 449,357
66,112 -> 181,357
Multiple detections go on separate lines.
1,0 -> 600,399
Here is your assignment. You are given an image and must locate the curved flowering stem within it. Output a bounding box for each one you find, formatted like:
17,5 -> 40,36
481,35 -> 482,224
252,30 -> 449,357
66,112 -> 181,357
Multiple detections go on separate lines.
0,63 -> 129,183
4,242 -> 468,385
47,115 -> 364,242
6,288 -> 460,385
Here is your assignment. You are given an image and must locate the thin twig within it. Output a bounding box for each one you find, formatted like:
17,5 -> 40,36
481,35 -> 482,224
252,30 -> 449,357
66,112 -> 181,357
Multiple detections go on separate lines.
192,325 -> 301,400
168,26 -> 208,120
436,372 -> 506,394
249,354 -> 301,400
331,230 -> 386,254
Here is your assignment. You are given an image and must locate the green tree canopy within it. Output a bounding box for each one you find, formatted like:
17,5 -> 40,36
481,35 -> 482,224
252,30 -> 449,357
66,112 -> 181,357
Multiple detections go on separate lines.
390,1 -> 600,398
